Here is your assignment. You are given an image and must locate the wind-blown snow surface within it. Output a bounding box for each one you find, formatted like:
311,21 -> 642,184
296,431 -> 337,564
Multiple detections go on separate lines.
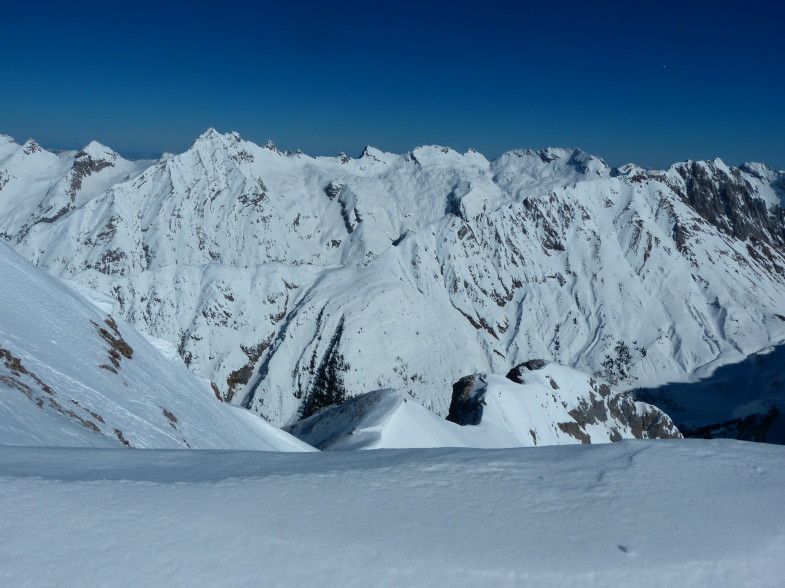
2,131 -> 784,427
0,440 -> 783,587
0,239 -> 311,451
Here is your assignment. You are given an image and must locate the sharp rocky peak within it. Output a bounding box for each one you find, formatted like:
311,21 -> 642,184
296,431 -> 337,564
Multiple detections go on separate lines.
191,128 -> 243,149
78,141 -> 119,162
21,139 -> 44,155
359,145 -> 387,160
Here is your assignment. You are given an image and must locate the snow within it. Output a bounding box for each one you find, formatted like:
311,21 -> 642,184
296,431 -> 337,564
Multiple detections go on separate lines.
286,389 -> 483,449
0,239 -> 312,451
287,364 -> 678,450
1,130 -> 784,429
80,140 -> 118,161
0,130 -> 783,585
0,439 -> 783,587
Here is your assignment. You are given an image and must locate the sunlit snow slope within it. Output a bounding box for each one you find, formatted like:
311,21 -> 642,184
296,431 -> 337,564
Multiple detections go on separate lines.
1,131 -> 784,428
0,239 -> 311,451
0,440 -> 783,587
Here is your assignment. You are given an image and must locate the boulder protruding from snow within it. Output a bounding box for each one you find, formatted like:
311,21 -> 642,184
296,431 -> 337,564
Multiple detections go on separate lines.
446,374 -> 487,425
505,359 -> 547,383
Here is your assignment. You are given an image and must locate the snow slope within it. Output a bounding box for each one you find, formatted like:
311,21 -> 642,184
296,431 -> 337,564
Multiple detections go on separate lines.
638,343 -> 785,443
0,439 -> 782,587
448,363 -> 679,443
286,389 -> 477,450
0,239 -> 311,451
287,362 -> 679,450
2,131 -> 784,428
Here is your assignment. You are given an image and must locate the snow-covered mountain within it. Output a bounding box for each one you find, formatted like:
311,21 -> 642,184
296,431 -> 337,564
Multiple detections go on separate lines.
1,130 -> 784,430
286,360 -> 679,450
0,136 -> 152,241
0,238 -> 311,451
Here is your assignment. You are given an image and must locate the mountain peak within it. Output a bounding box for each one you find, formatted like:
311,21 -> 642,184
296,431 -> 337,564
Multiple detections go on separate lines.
568,148 -> 610,175
79,141 -> 119,161
359,145 -> 387,160
21,139 -> 44,155
192,128 -> 227,147
190,129 -> 245,151
198,127 -> 221,140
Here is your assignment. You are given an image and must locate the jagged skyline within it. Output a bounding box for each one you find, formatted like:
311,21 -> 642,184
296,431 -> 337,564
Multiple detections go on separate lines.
2,0 -> 784,169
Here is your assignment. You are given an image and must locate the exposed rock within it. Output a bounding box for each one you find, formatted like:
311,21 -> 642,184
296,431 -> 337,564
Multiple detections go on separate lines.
557,421 -> 591,444
446,374 -> 485,425
672,160 -> 785,247
607,393 -> 681,440
505,359 -> 547,384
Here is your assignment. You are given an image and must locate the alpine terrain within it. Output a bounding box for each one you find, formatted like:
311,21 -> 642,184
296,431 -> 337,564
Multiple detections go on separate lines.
0,237 -> 311,451
2,131 -> 785,586
1,130 -> 784,438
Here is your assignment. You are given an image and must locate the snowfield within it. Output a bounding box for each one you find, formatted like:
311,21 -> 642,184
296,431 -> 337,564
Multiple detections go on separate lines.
1,439 -> 783,587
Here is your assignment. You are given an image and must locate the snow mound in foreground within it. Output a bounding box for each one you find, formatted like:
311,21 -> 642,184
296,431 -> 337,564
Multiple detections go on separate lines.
0,439 -> 783,587
0,240 -> 312,451
287,361 -> 680,450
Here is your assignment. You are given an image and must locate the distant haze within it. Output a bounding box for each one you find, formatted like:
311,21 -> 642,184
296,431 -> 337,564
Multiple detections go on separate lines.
2,0 -> 784,170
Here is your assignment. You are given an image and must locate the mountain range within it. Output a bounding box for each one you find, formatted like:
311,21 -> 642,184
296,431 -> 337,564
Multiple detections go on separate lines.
1,130 -> 783,439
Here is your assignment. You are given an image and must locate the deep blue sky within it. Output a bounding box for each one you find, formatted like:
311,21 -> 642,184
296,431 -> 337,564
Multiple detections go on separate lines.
2,0 -> 783,169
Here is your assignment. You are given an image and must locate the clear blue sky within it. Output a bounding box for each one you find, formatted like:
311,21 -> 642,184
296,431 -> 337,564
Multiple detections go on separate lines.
2,0 -> 783,169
